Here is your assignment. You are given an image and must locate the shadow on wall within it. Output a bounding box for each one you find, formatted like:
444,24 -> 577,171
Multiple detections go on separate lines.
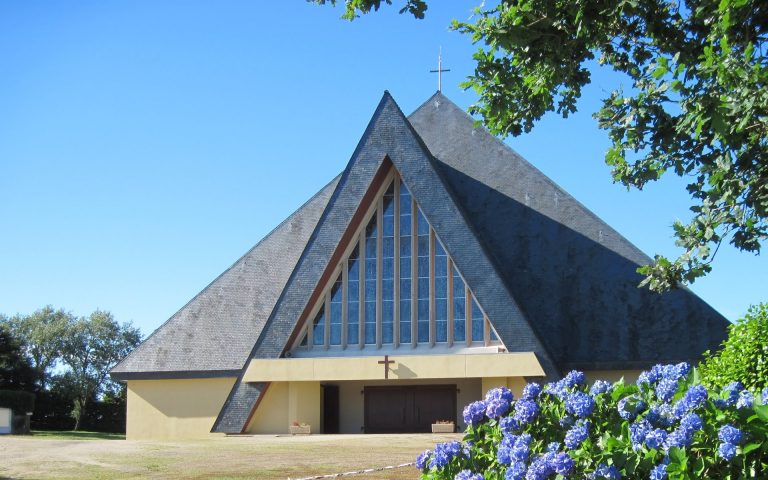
432,160 -> 729,370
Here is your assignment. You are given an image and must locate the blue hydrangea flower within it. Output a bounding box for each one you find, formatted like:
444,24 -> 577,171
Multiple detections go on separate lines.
546,441 -> 561,453
590,380 -> 612,396
645,428 -> 668,450
564,421 -> 590,449
718,424 -> 744,445
429,440 -> 462,469
559,415 -> 575,428
664,413 -> 702,451
525,452 -> 555,480
718,442 -> 737,461
649,463 -> 668,480
513,399 -> 540,425
673,385 -> 707,418
562,370 -> 586,389
455,470 -> 483,480
737,390 -> 754,409
463,400 -> 487,426
552,452 -> 574,475
762,387 -> 768,404
522,383 -> 542,400
719,381 -> 743,407
415,449 -> 430,470
589,463 -> 621,479
618,395 -> 646,420
497,434 -> 517,465
655,378 -> 679,403
486,387 -> 514,404
500,416 -> 519,434
646,403 -> 675,428
486,398 -> 511,419
565,391 -> 595,418
629,419 -> 651,450
505,461 -> 527,480
680,412 -> 703,434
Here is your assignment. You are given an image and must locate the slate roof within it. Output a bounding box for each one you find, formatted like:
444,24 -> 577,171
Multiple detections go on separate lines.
408,92 -> 728,371
110,176 -> 340,380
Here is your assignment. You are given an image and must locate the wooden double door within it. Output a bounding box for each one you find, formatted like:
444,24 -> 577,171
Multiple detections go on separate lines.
364,385 -> 456,433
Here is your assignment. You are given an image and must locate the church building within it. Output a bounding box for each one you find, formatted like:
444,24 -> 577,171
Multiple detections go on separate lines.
111,92 -> 728,440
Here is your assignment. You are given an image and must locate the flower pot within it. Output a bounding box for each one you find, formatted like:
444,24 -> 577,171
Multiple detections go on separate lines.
289,425 -> 311,435
431,423 -> 455,433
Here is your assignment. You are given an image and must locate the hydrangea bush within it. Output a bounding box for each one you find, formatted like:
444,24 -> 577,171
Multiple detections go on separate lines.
416,365 -> 768,479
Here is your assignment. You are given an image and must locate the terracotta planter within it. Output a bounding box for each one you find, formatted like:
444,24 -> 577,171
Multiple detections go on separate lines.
431,423 -> 455,433
289,425 -> 311,435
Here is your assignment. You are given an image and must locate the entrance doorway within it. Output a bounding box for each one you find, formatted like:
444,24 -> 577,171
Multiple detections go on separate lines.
322,384 -> 340,434
363,385 -> 456,433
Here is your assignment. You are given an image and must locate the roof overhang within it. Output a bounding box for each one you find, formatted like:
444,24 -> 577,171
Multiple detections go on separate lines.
242,353 -> 545,382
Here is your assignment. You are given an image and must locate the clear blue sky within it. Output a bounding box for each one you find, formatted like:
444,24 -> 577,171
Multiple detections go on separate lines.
1,2 -> 764,338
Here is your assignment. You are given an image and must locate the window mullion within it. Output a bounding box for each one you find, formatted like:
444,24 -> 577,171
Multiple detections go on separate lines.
465,288 -> 472,347
484,315 -> 491,347
393,177 -> 400,348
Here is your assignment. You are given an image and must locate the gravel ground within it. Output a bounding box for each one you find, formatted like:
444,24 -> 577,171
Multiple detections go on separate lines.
0,433 -> 461,480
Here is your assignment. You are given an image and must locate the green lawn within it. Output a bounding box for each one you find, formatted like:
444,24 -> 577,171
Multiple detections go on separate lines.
29,430 -> 125,440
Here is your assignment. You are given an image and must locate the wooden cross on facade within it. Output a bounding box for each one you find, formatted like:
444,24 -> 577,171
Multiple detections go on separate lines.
430,48 -> 450,92
378,355 -> 395,379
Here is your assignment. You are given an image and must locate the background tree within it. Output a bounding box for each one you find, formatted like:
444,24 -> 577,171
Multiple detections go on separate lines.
8,306 -> 72,389
699,302 -> 768,392
0,322 -> 36,390
60,310 -> 141,430
316,0 -> 768,291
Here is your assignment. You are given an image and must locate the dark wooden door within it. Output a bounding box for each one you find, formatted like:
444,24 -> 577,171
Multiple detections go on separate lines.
322,384 -> 340,434
364,385 -> 456,433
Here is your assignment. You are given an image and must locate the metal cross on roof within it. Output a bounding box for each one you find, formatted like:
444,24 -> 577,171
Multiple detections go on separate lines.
430,48 -> 450,92
377,355 -> 395,379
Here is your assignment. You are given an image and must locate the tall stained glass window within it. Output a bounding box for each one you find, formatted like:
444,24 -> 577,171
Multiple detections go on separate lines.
381,185 -> 395,344
364,216 -> 377,344
329,274 -> 342,345
399,183 -> 412,344
452,267 -> 466,343
312,308 -> 325,346
471,296 -> 484,343
434,240 -> 448,342
416,209 -> 430,343
347,246 -> 360,346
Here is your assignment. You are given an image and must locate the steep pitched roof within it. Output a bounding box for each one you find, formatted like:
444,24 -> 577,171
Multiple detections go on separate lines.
110,176 -> 340,380
408,92 -> 728,370
212,92 -> 560,433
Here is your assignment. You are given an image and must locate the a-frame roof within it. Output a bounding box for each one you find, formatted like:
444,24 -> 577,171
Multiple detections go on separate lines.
111,176 -> 339,380
212,92 -> 561,433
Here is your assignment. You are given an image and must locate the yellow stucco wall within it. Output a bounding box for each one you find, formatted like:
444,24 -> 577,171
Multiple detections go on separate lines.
245,381 -> 321,434
126,377 -> 235,440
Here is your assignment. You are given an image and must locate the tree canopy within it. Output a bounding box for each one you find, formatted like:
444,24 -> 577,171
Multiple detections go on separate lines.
315,0 -> 767,291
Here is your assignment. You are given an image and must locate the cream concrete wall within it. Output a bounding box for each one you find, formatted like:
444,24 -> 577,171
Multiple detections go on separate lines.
337,378 -> 483,433
244,353 -> 544,382
245,381 -> 321,434
481,377 -> 527,398
126,377 -> 235,440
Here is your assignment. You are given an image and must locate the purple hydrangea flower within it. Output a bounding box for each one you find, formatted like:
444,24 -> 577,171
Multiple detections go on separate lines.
737,390 -> 754,409
618,395 -> 646,420
565,391 -> 596,418
589,380 -> 612,396
513,399 -> 540,425
564,421 -> 590,449
486,398 -> 511,419
522,383 -> 542,400
415,449 -> 430,470
650,463 -> 668,480
718,442 -> 737,461
645,428 -> 668,450
718,424 -> 744,445
552,452 -> 574,475
500,416 -> 519,434
463,400 -> 487,426
655,378 -> 679,403
673,385 -> 707,418
455,470 -> 483,480
629,419 -> 651,450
